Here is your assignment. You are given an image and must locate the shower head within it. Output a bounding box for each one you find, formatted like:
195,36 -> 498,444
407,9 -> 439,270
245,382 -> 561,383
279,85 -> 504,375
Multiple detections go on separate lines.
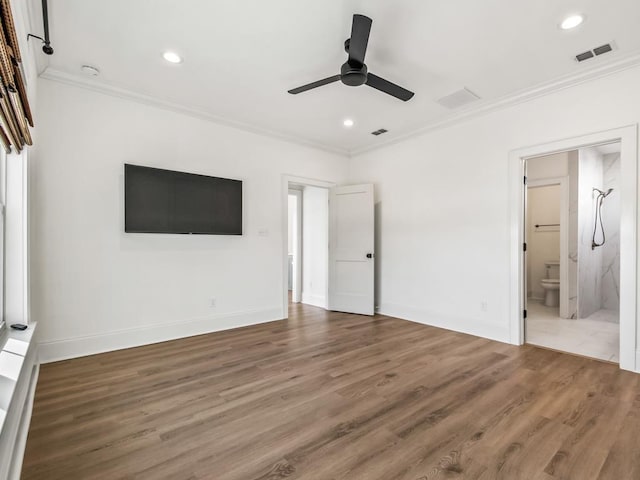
593,187 -> 613,197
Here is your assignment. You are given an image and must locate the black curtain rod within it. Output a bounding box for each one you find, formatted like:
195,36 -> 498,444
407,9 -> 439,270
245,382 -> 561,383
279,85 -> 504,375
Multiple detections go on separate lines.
27,0 -> 54,55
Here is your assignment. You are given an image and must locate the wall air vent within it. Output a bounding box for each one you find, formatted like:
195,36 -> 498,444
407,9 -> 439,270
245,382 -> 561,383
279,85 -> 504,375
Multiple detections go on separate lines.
436,88 -> 481,109
576,43 -> 614,62
371,128 -> 388,136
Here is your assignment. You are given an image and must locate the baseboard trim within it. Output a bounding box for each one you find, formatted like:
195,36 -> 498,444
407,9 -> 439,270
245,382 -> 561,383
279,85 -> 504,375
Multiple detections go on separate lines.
378,302 -> 510,344
634,350 -> 640,373
301,293 -> 327,309
38,307 -> 283,363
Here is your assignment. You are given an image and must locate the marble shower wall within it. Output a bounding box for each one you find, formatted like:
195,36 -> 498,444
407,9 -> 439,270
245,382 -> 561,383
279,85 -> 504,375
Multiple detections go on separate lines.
601,153 -> 621,312
577,148 -> 603,319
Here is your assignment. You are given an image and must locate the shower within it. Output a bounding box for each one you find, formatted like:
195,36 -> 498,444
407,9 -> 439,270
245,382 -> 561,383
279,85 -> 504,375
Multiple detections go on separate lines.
592,187 -> 613,250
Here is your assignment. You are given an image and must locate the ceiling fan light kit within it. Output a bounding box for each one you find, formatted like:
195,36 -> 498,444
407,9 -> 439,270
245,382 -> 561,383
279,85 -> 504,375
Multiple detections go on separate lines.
288,14 -> 414,102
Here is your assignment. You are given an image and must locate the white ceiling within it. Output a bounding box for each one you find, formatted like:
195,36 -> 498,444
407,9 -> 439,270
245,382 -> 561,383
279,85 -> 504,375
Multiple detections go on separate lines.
36,0 -> 640,154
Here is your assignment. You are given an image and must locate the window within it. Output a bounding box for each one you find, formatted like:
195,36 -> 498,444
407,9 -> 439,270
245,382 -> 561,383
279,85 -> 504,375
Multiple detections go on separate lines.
0,148 -> 5,332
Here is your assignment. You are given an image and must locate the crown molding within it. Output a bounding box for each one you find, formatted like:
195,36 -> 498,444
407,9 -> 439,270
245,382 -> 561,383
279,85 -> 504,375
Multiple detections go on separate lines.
41,51 -> 640,159
350,51 -> 640,157
39,68 -> 350,157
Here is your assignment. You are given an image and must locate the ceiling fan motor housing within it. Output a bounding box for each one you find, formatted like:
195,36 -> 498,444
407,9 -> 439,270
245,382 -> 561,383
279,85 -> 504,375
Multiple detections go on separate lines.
341,61 -> 368,86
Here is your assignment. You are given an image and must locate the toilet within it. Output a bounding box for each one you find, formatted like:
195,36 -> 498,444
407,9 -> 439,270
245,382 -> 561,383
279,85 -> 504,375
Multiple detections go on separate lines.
540,261 -> 560,307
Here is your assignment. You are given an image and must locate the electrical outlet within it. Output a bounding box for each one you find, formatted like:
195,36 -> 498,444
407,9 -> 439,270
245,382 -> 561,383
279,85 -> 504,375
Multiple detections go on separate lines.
481,301 -> 488,312
210,298 -> 217,308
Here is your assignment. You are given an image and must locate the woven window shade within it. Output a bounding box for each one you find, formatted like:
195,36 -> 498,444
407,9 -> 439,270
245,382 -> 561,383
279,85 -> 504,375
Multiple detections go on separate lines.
0,0 -> 33,153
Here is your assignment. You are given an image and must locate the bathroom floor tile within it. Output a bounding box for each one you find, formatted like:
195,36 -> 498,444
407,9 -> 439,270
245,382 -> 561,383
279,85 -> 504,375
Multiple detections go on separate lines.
525,300 -> 619,363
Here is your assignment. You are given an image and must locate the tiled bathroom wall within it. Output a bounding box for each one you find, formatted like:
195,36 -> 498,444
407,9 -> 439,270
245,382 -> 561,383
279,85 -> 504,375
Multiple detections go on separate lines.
601,153 -> 620,313
577,147 -> 603,319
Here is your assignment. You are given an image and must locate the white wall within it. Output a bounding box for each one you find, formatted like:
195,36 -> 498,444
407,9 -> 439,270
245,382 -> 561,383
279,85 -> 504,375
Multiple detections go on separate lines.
287,195 -> 295,255
302,186 -> 328,308
348,64 -> 640,344
31,79 -> 348,362
526,152 -> 568,179
287,194 -> 295,291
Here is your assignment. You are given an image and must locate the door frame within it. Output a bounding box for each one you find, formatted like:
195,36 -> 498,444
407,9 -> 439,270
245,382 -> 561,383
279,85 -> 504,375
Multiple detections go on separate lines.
281,175 -> 335,320
508,125 -> 638,372
525,176 -> 569,319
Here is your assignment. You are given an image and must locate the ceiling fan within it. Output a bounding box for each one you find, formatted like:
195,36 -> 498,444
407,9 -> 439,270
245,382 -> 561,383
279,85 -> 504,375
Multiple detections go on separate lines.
288,14 -> 414,102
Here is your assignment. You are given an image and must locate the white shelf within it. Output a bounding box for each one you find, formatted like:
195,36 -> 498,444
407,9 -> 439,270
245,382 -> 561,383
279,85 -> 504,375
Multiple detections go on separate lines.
0,351 -> 24,382
3,338 -> 28,356
0,323 -> 36,436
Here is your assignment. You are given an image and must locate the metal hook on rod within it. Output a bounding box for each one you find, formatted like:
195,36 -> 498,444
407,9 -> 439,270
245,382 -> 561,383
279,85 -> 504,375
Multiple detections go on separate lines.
27,0 -> 54,55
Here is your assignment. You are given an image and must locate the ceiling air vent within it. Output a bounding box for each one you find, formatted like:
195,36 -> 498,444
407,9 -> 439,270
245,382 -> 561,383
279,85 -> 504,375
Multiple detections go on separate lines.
436,88 -> 480,109
576,50 -> 594,62
576,43 -> 614,62
371,128 -> 388,136
593,43 -> 613,56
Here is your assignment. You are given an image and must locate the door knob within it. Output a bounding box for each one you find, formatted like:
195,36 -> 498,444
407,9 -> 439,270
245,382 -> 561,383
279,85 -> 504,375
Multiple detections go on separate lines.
366,253 -> 373,259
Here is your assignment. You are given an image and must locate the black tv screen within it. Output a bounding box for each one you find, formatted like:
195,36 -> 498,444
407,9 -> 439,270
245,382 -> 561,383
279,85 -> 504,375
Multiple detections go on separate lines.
125,164 -> 242,235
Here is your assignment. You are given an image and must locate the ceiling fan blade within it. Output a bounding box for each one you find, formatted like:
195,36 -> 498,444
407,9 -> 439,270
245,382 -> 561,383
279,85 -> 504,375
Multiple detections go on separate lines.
288,75 -> 341,94
348,14 -> 372,65
365,73 -> 414,101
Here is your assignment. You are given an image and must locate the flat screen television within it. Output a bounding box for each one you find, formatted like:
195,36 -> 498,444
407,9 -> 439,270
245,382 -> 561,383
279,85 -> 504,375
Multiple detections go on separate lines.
124,164 -> 243,235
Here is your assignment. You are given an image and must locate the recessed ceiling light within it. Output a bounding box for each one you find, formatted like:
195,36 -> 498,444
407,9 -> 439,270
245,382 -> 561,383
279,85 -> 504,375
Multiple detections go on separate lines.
162,51 -> 183,64
343,119 -> 354,127
80,65 -> 100,76
560,14 -> 584,30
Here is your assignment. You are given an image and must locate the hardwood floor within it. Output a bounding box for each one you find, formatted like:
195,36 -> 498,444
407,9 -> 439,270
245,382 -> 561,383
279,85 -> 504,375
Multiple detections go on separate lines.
22,302 -> 640,480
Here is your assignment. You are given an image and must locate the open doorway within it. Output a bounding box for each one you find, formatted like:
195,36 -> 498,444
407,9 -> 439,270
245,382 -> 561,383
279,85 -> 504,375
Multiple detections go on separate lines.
286,182 -> 329,310
524,144 -> 621,362
509,125 -> 637,372
282,176 -> 376,319
287,189 -> 302,303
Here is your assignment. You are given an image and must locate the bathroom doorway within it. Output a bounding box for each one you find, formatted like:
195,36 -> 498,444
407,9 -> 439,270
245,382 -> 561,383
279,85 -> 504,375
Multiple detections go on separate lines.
523,143 -> 621,362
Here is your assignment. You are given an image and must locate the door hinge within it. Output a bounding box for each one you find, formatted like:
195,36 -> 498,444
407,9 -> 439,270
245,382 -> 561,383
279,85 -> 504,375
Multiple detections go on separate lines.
524,175 -> 527,185
523,242 -> 527,252
523,309 -> 527,319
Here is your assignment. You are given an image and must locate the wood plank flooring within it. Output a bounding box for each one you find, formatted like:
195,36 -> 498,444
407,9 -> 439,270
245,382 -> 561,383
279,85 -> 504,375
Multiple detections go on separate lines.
22,302 -> 640,479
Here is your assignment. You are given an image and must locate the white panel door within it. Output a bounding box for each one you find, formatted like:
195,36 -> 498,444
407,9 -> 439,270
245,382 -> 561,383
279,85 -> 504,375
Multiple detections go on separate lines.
328,184 -> 374,315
